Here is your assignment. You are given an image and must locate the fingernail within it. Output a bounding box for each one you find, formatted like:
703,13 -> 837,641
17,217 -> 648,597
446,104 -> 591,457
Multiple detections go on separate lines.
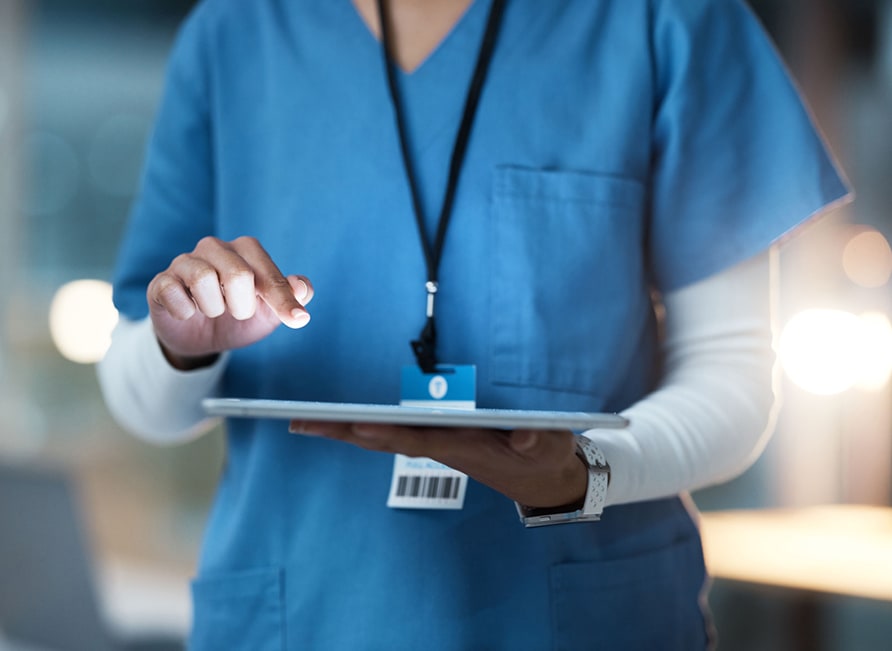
288,309 -> 311,328
295,279 -> 310,303
289,421 -> 309,434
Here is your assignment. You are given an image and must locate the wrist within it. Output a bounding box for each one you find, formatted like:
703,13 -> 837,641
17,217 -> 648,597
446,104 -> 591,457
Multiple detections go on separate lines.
158,341 -> 220,371
516,436 -> 610,528
518,453 -> 588,513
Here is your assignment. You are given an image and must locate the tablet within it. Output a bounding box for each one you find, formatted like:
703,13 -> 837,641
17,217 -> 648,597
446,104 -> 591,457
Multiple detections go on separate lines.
203,398 -> 628,431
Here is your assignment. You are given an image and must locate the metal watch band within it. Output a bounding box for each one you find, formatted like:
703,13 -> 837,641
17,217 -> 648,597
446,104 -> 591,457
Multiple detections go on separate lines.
516,435 -> 610,528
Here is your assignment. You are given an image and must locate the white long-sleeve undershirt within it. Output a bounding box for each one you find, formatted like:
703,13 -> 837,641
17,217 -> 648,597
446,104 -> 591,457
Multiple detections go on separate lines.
97,248 -> 777,506
97,315 -> 229,444
587,250 -> 777,506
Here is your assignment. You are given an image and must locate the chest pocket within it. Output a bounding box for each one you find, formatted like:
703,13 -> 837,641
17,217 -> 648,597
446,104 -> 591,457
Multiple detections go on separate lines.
488,166 -> 648,397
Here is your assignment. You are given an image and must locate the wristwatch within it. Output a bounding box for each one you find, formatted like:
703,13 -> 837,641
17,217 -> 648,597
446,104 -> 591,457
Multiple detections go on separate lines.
516,435 -> 610,528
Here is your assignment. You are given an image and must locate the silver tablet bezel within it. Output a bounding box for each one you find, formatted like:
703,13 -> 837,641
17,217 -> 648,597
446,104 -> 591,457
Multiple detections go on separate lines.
202,398 -> 628,431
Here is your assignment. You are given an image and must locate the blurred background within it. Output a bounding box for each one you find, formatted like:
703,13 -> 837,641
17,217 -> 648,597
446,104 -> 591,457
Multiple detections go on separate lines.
0,0 -> 891,649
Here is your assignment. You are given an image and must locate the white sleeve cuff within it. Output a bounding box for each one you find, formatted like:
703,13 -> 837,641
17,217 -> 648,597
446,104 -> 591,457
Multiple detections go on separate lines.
97,317 -> 229,444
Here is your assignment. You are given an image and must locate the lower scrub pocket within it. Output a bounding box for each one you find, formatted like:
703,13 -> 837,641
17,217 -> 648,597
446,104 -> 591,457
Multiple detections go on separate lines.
549,536 -> 709,651
189,567 -> 285,651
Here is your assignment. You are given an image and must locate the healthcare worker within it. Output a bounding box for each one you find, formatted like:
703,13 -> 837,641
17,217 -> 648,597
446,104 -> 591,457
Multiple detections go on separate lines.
99,0 -> 850,648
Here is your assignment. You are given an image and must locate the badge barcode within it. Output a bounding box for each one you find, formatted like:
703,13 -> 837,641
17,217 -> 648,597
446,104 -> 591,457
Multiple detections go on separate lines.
395,475 -> 461,500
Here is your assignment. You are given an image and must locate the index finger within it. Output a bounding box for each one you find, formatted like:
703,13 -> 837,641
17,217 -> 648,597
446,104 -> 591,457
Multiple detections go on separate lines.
231,236 -> 310,328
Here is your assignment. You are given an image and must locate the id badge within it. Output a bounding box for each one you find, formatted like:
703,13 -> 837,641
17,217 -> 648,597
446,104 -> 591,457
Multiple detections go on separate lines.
387,365 -> 476,510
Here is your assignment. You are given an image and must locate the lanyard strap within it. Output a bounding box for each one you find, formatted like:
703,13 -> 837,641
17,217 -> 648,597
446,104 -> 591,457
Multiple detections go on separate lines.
377,0 -> 506,373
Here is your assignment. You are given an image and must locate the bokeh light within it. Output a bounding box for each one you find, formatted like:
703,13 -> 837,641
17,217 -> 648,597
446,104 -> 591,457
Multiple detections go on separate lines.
842,228 -> 892,288
779,309 -> 892,395
854,312 -> 892,391
49,279 -> 119,364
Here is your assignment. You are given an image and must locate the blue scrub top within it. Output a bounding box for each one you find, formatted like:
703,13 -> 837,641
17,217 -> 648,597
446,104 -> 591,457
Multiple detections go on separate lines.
113,0 -> 849,649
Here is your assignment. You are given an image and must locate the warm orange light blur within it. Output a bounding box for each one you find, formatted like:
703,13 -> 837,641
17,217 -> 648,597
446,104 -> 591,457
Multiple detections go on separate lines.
842,227 -> 892,288
701,506 -> 892,602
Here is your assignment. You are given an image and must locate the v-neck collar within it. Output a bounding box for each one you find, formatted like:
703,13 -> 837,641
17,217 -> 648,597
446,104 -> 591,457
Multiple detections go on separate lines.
342,0 -> 489,79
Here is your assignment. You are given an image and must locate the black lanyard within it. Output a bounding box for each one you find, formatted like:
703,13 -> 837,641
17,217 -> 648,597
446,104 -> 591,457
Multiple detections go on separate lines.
377,0 -> 506,373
